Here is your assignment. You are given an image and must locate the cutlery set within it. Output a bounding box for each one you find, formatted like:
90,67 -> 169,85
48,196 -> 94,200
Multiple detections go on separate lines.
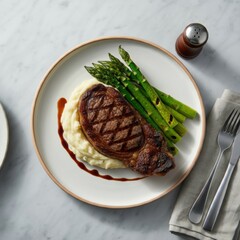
189,108 -> 240,231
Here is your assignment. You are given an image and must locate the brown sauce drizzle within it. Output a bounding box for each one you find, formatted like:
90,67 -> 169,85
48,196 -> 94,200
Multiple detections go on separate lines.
57,98 -> 146,182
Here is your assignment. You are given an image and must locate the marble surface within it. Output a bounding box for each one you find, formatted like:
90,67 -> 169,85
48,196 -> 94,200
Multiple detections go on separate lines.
0,0 -> 240,239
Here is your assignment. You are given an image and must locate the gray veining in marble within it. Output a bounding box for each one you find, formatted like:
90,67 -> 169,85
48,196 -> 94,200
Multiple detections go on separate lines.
0,0 -> 240,239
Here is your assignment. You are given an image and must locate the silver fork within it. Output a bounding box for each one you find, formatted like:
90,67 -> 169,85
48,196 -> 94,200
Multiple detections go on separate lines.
188,108 -> 240,224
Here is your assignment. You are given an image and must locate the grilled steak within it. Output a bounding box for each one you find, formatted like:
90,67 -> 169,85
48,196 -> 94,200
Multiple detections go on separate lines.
78,84 -> 174,176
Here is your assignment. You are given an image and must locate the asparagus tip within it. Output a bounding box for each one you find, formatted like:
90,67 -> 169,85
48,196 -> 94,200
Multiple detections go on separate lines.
92,63 -> 101,68
85,66 -> 93,73
118,45 -> 130,63
108,53 -> 118,63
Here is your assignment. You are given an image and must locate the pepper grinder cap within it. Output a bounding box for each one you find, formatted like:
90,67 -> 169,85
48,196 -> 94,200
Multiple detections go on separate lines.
184,23 -> 208,46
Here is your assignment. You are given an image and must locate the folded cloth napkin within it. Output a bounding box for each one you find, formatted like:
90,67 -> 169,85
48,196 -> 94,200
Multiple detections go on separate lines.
169,90 -> 240,240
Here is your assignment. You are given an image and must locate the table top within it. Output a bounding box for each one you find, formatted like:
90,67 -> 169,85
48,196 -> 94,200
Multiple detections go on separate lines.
0,0 -> 239,239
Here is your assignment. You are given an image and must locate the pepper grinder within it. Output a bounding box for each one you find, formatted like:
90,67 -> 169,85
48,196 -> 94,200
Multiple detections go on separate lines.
176,23 -> 208,59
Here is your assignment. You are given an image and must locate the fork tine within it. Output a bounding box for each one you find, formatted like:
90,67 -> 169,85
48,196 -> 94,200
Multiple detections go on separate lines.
225,109 -> 238,133
223,109 -> 236,132
227,110 -> 238,132
230,110 -> 240,136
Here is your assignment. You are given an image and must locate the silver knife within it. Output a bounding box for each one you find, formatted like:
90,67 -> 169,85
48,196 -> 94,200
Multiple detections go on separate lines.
203,133 -> 240,231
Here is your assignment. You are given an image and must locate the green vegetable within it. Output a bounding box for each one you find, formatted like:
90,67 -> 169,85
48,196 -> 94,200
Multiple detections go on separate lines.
127,78 -> 187,136
166,106 -> 186,123
107,52 -> 197,119
119,46 -> 179,128
154,88 -> 197,119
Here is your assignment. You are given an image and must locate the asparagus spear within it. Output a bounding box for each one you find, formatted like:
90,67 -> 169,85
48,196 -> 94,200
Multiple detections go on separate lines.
118,46 -> 179,129
122,79 -> 186,136
85,66 -> 178,154
154,88 -> 197,119
166,106 -> 186,123
107,53 -> 197,119
134,82 -> 186,123
166,138 -> 178,155
108,53 -> 135,79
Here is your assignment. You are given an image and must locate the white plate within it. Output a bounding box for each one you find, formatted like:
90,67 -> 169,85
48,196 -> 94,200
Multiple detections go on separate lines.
32,37 -> 205,208
0,103 -> 9,169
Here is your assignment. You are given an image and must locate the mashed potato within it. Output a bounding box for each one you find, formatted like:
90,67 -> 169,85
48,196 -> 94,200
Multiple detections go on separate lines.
61,78 -> 126,169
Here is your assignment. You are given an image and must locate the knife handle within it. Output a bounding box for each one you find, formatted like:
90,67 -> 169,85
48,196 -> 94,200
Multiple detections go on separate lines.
203,163 -> 235,231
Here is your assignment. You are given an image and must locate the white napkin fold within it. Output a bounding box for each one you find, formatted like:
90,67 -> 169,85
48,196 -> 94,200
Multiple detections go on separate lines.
169,90 -> 240,240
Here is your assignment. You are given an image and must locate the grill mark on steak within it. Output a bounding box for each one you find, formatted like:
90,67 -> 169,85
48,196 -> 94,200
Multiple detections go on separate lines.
79,84 -> 174,176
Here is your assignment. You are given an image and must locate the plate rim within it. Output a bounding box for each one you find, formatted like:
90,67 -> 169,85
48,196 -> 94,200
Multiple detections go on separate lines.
31,36 -> 206,208
0,103 -> 9,169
